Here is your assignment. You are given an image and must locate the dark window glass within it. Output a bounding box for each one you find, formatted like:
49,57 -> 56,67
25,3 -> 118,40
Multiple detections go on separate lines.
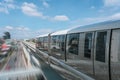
67,33 -> 79,55
39,37 -> 43,47
51,35 -> 60,49
84,33 -> 92,58
61,35 -> 65,51
39,37 -> 43,43
96,32 -> 107,62
60,35 -> 65,51
58,35 -> 61,47
44,37 -> 48,42
43,37 -> 48,48
52,36 -> 57,45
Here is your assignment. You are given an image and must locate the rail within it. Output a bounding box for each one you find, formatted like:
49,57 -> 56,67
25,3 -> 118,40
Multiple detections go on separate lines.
23,41 -> 95,80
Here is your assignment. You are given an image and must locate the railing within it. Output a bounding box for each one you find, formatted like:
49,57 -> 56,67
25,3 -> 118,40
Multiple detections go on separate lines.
23,41 -> 95,80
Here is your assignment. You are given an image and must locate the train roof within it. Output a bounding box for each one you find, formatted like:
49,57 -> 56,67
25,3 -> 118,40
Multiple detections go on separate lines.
51,29 -> 70,36
68,20 -> 120,34
37,33 -> 49,38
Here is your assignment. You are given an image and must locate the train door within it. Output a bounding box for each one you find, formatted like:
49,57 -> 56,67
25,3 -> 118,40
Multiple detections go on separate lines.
110,29 -> 120,80
94,30 -> 111,80
78,32 -> 95,77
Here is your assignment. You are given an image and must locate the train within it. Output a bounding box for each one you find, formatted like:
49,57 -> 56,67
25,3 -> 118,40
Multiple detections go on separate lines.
36,33 -> 49,50
35,20 -> 120,80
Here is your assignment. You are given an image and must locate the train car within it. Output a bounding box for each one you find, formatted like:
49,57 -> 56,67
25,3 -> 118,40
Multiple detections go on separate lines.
66,20 -> 120,80
36,35 -> 43,49
50,29 -> 70,60
36,33 -> 49,50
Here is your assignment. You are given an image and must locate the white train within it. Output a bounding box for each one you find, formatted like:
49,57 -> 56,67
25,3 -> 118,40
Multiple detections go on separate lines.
36,33 -> 49,50
36,29 -> 69,59
50,29 -> 69,50
36,20 -> 120,80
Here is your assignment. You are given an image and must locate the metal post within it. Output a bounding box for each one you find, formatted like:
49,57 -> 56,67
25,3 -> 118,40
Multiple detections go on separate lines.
47,34 -> 51,65
48,33 -> 51,56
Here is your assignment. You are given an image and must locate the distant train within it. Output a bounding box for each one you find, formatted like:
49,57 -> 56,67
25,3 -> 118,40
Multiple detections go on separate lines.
36,20 -> 120,80
36,33 -> 49,50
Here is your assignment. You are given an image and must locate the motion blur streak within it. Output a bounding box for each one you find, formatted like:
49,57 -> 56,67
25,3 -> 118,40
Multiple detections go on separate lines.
0,67 -> 41,78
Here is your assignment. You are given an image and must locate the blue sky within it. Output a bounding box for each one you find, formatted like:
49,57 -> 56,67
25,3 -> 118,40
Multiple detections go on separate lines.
0,0 -> 120,39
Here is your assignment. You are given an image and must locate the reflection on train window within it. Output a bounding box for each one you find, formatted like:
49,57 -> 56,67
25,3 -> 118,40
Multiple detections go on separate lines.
96,31 -> 107,62
59,35 -> 65,51
52,36 -> 57,45
36,37 -> 43,48
44,37 -> 48,42
68,33 -> 79,55
39,37 -> 43,42
62,35 -> 65,51
39,37 -> 43,47
84,33 -> 92,58
43,37 -> 48,48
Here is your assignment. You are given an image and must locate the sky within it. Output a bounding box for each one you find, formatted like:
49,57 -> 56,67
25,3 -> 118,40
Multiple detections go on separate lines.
0,0 -> 120,39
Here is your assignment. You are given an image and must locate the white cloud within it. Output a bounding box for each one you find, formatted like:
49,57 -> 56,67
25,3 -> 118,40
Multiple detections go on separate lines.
97,0 -> 120,15
7,4 -> 15,9
16,27 -> 30,31
36,29 -> 52,34
13,28 -> 52,39
5,26 -> 13,30
0,26 -> 53,39
21,2 -> 70,22
84,13 -> 120,22
14,27 -> 32,39
71,13 -> 120,26
110,13 -> 120,20
0,7 -> 8,14
0,26 -> 35,39
21,2 -> 43,17
91,6 -> 95,9
0,0 -> 17,14
104,0 -> 120,7
43,1 -> 49,8
53,15 -> 69,21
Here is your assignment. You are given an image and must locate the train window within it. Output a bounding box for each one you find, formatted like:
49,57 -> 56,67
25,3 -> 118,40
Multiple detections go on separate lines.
67,33 -> 79,55
61,35 -> 65,51
84,33 -> 92,58
39,37 -> 43,47
43,37 -> 48,43
39,37 -> 43,42
58,35 -> 65,51
58,35 -> 61,47
95,31 -> 107,62
52,36 -> 57,45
